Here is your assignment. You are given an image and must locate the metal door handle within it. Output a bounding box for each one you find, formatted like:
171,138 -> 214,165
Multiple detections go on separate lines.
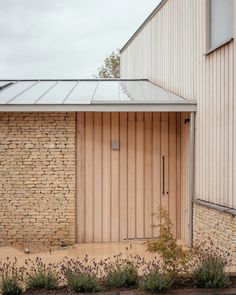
162,156 -> 165,195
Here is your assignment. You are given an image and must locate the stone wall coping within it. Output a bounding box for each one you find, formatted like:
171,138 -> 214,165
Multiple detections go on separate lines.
194,199 -> 236,216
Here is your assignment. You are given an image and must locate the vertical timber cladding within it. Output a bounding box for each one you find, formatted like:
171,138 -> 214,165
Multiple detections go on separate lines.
77,112 -> 181,243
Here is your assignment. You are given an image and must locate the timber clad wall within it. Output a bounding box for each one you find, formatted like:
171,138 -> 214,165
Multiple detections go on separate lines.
121,0 -> 236,210
0,113 -> 76,249
77,112 -> 189,243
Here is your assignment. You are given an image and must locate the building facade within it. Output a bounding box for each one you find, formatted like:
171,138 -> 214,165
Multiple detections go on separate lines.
120,0 -> 236,257
0,79 -> 195,250
1,0 -> 235,257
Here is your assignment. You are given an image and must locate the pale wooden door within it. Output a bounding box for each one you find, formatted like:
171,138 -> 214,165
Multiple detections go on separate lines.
77,112 -> 180,243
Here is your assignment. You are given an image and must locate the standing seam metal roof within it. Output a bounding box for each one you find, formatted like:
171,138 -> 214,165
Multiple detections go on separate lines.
0,79 -> 196,112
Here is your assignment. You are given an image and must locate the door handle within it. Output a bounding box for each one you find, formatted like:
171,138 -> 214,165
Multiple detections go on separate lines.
162,156 -> 165,195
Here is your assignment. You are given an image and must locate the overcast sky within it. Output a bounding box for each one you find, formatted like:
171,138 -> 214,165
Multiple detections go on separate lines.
0,0 -> 160,79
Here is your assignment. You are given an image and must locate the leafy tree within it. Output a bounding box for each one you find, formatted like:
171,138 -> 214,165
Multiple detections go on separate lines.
97,50 -> 120,78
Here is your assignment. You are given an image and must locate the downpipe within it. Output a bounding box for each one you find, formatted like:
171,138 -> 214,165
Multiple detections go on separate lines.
188,112 -> 195,248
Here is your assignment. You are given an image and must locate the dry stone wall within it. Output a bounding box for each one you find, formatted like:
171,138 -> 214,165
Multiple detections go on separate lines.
193,202 -> 236,261
0,112 -> 76,250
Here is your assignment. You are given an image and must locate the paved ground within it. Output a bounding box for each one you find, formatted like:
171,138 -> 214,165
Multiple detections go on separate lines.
0,241 -> 157,264
1,241 -> 236,274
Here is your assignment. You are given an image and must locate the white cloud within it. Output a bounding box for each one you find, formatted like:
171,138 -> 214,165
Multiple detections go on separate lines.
0,0 -> 160,78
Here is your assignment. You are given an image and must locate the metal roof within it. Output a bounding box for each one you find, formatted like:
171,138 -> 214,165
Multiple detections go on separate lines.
120,0 -> 168,53
0,79 -> 197,112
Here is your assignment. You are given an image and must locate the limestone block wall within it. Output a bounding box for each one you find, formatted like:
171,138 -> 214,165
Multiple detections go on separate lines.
0,112 -> 76,250
193,203 -> 236,262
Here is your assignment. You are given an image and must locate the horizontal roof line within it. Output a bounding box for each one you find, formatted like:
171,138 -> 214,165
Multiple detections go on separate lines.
0,101 -> 197,106
0,103 -> 197,112
0,79 -> 149,82
120,0 -> 168,53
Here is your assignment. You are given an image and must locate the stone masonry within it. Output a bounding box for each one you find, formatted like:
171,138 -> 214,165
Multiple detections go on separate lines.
0,112 -> 76,250
193,202 -> 236,262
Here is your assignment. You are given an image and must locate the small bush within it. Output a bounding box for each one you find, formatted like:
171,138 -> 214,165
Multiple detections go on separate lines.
147,208 -> 196,278
0,258 -> 25,295
25,257 -> 59,290
140,271 -> 172,293
106,265 -> 138,288
67,272 -> 100,293
1,278 -> 23,295
26,271 -> 58,290
194,256 -> 230,288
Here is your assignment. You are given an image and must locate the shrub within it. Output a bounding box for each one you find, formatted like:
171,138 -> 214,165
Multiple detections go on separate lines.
105,265 -> 138,288
147,208 -> 195,278
0,258 -> 25,295
140,271 -> 172,293
67,272 -> 100,293
60,254 -> 159,283
194,256 -> 230,288
26,271 -> 58,290
1,278 -> 22,295
25,257 -> 59,290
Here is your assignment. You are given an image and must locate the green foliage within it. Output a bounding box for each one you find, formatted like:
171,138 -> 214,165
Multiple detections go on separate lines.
147,208 -> 195,278
1,278 -> 22,295
26,271 -> 58,290
0,258 -> 25,295
140,271 -> 172,293
25,257 -> 58,290
105,265 -> 138,288
67,272 -> 100,293
194,256 -> 230,288
97,50 -> 120,78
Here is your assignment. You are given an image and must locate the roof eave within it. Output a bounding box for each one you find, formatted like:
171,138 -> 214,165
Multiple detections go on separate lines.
0,102 -> 197,112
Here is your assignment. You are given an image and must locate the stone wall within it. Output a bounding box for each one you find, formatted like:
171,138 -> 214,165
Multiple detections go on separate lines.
0,112 -> 76,250
193,202 -> 236,261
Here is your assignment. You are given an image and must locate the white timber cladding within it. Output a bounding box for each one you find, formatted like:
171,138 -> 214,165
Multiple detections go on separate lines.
121,0 -> 236,209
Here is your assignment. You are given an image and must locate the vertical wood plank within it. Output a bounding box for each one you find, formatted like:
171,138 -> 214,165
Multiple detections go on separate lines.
152,113 -> 161,237
219,48 -> 224,206
119,112 -> 128,240
77,112 -> 85,243
228,43 -> 233,208
128,112 -> 136,238
144,113 -> 153,238
224,46 -> 229,206
176,113 -> 181,239
102,113 -> 111,242
169,113 -> 177,236
85,112 -> 94,243
136,112 -> 144,238
111,113 -> 120,241
212,52 -> 217,204
93,113 -> 102,242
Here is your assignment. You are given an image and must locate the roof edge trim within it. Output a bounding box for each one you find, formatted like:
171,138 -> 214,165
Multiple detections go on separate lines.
120,0 -> 168,54
0,103 -> 197,113
0,79 -> 149,82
